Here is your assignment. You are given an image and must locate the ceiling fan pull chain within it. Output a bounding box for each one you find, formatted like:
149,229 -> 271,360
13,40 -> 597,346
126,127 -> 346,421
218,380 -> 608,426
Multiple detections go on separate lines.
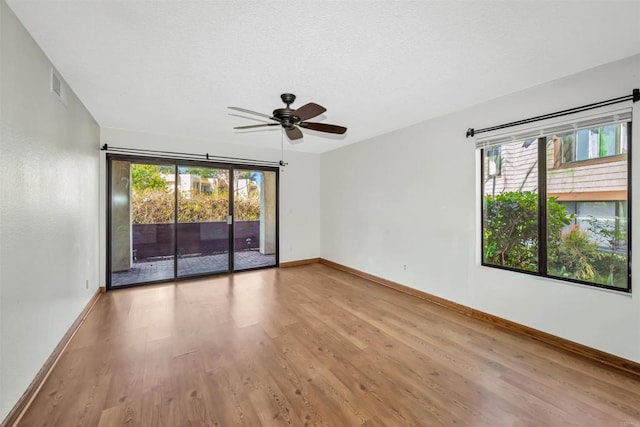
280,128 -> 285,170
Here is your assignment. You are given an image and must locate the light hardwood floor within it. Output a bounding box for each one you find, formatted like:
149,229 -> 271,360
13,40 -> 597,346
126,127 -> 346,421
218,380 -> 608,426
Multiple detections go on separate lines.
16,264 -> 640,426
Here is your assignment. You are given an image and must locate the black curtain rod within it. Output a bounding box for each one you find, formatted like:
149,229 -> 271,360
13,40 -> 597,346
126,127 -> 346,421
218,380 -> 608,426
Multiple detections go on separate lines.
466,88 -> 639,138
100,144 -> 286,167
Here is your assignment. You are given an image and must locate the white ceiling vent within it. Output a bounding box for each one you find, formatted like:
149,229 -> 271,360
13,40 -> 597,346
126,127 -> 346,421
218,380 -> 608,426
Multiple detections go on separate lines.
50,68 -> 67,105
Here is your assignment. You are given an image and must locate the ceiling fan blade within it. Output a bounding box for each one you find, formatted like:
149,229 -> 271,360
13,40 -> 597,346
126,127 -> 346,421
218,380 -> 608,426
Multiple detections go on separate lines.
292,103 -> 326,121
228,106 -> 279,121
299,122 -> 347,134
228,113 -> 273,123
285,126 -> 303,140
234,123 -> 281,130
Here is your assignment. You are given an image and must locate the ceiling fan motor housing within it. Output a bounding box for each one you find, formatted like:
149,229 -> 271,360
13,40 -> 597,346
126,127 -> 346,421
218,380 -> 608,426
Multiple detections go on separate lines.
272,108 -> 299,128
274,94 -> 300,127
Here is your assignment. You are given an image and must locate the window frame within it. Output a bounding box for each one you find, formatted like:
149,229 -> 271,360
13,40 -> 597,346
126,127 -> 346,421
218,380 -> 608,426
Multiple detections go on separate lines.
480,121 -> 632,293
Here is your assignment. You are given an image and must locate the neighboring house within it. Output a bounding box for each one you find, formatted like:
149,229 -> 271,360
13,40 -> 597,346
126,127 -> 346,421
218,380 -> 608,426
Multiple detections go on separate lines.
161,173 -> 205,195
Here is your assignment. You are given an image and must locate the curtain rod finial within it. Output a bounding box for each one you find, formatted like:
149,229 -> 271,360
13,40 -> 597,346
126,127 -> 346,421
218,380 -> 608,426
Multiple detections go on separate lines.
466,128 -> 475,138
633,88 -> 639,103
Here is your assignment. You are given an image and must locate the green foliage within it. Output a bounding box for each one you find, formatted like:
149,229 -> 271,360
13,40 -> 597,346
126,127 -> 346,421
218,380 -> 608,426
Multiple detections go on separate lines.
185,167 -> 226,179
131,164 -> 167,191
484,191 -> 539,271
177,191 -> 231,222
131,189 -> 260,224
130,166 -> 260,224
132,188 -> 175,224
592,253 -> 627,287
549,221 -> 628,287
553,225 -> 598,281
586,215 -> 627,254
483,192 -> 571,271
482,176 -> 629,288
233,196 -> 260,220
586,215 -> 628,287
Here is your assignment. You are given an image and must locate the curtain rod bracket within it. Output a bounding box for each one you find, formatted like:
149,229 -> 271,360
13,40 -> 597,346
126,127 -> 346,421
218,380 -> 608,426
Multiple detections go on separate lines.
100,144 -> 108,151
466,128 -> 475,138
633,88 -> 639,103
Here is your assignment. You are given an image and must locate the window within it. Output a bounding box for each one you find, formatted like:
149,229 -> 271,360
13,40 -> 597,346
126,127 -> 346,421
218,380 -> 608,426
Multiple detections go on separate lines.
558,123 -> 628,164
481,118 -> 631,292
482,139 -> 539,272
485,146 -> 502,177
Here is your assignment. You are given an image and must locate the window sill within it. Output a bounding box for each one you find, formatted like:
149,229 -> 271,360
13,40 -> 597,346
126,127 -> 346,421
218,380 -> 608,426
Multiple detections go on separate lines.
479,262 -> 631,294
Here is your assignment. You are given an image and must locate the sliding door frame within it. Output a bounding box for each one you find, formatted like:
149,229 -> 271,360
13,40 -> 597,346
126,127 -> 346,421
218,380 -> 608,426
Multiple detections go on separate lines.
231,167 -> 280,273
106,153 -> 279,290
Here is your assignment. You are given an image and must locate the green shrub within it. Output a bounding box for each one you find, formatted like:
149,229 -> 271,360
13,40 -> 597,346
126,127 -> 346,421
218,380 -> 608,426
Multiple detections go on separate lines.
483,192 -> 571,271
132,189 -> 260,224
586,215 -> 628,287
591,253 -> 627,287
552,225 -> 598,281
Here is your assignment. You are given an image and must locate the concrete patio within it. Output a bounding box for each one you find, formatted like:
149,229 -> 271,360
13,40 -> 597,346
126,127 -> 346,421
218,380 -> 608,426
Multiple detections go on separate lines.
111,250 -> 276,287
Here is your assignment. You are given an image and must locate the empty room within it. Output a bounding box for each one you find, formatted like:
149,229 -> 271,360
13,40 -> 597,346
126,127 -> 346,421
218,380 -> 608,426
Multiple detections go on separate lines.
1,1 -> 640,426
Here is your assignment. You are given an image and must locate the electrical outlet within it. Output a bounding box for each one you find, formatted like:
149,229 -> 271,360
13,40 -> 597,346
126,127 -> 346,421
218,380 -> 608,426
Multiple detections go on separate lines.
403,264 -> 407,271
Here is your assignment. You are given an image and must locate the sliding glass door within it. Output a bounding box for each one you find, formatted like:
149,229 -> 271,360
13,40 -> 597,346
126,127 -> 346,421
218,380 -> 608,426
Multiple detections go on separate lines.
110,160 -> 176,287
108,156 -> 278,288
233,169 -> 277,271
177,166 -> 230,277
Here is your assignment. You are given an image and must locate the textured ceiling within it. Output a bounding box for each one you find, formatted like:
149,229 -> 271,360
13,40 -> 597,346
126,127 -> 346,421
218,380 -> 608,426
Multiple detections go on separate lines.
6,1 -> 640,154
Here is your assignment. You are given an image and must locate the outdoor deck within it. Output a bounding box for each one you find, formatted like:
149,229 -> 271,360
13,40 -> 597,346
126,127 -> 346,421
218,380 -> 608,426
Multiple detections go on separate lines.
111,250 -> 275,287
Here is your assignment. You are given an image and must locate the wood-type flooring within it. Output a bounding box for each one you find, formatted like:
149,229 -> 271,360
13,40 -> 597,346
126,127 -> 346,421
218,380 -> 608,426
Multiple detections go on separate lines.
16,264 -> 640,426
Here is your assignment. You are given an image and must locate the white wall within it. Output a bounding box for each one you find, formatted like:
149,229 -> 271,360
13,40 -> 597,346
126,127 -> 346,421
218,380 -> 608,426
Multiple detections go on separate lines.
0,1 -> 100,421
321,54 -> 640,363
99,127 -> 321,285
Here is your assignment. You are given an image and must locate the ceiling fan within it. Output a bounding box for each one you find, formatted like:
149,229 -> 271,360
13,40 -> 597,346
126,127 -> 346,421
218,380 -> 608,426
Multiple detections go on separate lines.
229,93 -> 347,141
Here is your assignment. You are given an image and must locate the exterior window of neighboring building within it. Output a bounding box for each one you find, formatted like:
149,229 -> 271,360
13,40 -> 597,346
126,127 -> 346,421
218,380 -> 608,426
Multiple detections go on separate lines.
481,118 -> 630,292
485,146 -> 502,177
559,123 -> 628,164
560,201 -> 627,251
